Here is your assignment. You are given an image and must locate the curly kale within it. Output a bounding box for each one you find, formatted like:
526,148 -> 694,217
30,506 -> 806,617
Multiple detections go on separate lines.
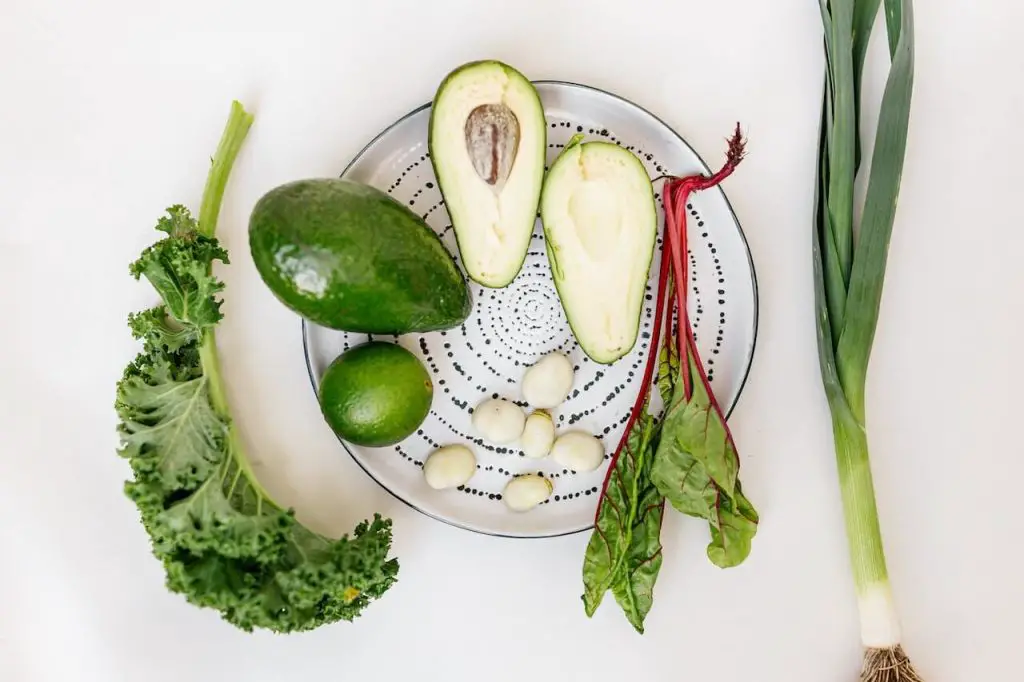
115,102 -> 398,633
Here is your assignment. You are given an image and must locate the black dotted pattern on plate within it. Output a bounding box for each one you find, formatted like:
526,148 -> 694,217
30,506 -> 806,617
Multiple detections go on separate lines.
327,118 -> 732,506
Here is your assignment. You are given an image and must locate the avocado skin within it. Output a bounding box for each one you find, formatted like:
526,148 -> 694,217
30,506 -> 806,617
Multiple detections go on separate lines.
318,341 -> 433,447
249,178 -> 472,333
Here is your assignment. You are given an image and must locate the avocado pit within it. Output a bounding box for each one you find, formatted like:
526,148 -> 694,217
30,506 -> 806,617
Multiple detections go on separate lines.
464,103 -> 520,190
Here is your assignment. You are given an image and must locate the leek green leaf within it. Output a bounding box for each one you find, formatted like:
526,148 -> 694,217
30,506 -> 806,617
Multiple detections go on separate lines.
836,0 -> 915,420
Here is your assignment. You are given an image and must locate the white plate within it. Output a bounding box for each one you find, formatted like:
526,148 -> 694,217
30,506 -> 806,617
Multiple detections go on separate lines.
303,81 -> 758,538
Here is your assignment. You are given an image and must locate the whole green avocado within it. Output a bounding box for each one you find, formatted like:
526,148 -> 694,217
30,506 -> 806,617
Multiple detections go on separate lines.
249,178 -> 472,333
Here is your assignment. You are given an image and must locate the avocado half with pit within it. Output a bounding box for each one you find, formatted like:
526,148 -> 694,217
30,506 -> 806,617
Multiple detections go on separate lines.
540,135 -> 657,364
428,60 -> 546,288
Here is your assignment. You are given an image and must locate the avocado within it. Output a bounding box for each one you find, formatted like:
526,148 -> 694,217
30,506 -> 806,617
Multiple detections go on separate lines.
249,178 -> 471,333
428,60 -> 546,288
540,136 -> 657,364
318,341 -> 433,447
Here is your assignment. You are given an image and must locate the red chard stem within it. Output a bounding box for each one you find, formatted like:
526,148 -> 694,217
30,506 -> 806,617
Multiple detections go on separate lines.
662,211 -> 691,400
662,122 -> 748,461
594,239 -> 672,514
663,122 -> 746,385
596,123 -> 747,516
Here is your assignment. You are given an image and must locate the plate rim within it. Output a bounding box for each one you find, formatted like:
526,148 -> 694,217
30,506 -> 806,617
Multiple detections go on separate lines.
300,79 -> 760,540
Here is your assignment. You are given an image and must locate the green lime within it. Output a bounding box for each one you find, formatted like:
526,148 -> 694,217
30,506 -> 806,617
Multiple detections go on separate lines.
318,341 -> 433,447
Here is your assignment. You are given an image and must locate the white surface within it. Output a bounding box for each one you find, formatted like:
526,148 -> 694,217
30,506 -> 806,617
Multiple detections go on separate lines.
1,1 -> 1022,681
304,81 -> 758,538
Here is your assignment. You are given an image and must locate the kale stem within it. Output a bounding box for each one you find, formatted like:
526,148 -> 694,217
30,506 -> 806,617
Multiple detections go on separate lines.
198,101 -> 254,239
193,101 -> 273,503
199,334 -> 268,502
195,99 -> 253,419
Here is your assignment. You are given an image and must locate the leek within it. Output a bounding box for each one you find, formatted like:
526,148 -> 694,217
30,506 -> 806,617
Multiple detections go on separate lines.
813,1 -> 922,680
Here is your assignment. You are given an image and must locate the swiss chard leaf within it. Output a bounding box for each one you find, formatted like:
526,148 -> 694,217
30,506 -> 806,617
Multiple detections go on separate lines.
582,413 -> 665,632
655,302 -> 680,406
650,342 -> 757,568
581,272 -> 676,633
609,495 -> 663,633
649,425 -> 716,518
706,483 -> 759,568
658,350 -> 739,496
651,428 -> 757,568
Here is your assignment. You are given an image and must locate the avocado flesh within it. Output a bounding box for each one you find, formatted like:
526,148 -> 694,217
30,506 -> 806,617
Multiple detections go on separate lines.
429,61 -> 546,288
540,139 -> 657,364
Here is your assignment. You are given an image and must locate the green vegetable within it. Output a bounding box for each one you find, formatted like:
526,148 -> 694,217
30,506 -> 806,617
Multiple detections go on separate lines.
813,1 -> 921,680
650,353 -> 759,569
540,135 -> 658,364
650,127 -> 757,570
428,60 -> 547,288
318,341 -> 434,447
581,127 -> 756,633
116,102 -> 398,633
582,250 -> 673,633
248,178 -> 471,333
583,413 -> 664,631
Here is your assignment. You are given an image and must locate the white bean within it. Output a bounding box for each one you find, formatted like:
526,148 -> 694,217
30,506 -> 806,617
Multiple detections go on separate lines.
520,411 -> 555,459
521,353 -> 574,409
423,445 -> 477,490
503,474 -> 553,512
472,398 -> 526,444
550,431 -> 605,472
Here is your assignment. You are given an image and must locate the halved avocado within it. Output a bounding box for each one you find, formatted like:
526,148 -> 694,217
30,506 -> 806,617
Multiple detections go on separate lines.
540,136 -> 657,364
428,60 -> 546,288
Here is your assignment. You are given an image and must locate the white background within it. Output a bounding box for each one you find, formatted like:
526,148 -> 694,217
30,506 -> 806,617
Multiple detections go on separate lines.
2,1 -> 1022,681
